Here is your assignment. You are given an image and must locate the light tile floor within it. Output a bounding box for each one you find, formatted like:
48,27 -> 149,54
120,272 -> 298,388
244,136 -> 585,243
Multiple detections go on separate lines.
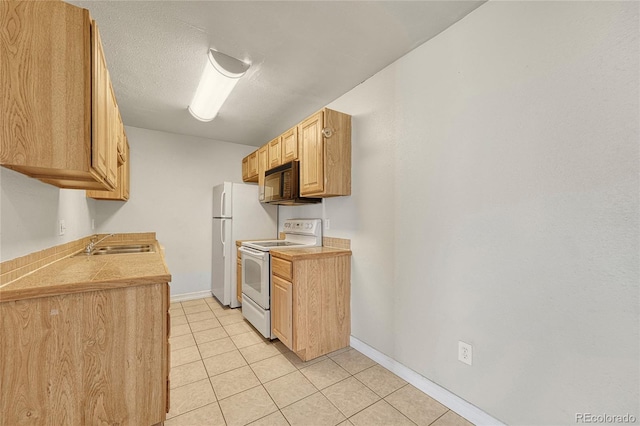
167,296 -> 474,426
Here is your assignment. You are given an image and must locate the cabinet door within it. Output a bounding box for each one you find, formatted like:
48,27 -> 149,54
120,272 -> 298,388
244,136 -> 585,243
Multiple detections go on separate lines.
257,145 -> 268,201
268,138 -> 281,169
91,21 -> 111,186
281,127 -> 298,163
242,157 -> 249,181
105,79 -> 118,188
248,151 -> 258,179
299,111 -> 324,195
271,275 -> 293,349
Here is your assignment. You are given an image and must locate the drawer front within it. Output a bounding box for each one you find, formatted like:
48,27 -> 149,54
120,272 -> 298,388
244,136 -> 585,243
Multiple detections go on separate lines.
271,257 -> 292,281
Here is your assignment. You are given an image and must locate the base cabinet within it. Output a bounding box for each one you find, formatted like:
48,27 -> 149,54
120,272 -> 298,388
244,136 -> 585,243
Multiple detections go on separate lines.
0,283 -> 170,425
236,248 -> 243,304
271,253 -> 351,361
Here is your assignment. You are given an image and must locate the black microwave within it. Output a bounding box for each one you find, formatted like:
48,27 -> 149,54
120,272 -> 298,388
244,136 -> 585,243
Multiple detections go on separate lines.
262,161 -> 321,205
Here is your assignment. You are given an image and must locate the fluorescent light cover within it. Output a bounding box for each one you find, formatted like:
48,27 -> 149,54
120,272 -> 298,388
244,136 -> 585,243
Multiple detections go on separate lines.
188,49 -> 250,122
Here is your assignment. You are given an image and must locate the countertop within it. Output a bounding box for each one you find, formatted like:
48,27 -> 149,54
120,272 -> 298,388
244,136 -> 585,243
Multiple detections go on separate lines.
0,239 -> 171,303
270,246 -> 352,261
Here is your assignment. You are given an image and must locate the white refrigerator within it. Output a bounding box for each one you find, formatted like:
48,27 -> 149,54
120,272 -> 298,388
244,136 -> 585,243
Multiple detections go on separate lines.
212,182 -> 277,308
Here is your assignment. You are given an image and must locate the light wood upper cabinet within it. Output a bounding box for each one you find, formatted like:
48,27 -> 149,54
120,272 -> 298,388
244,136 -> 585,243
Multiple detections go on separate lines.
270,252 -> 351,361
299,108 -> 351,197
268,137 -> 282,169
242,150 -> 258,183
281,126 -> 298,163
0,1 -> 122,191
257,145 -> 268,201
87,138 -> 129,201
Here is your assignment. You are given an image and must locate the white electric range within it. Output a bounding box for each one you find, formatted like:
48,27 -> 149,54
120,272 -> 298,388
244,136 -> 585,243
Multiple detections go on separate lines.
239,218 -> 322,338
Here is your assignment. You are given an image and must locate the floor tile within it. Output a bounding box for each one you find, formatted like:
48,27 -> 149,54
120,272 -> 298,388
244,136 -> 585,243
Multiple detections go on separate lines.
171,323 -> 192,337
182,303 -> 212,315
282,351 -> 327,369
240,341 -> 281,364
300,358 -> 351,390
171,345 -> 201,368
182,298 -> 209,307
337,420 -> 354,426
166,378 -> 216,419
219,312 -> 247,326
263,370 -> 318,408
170,301 -> 182,309
431,410 -> 474,426
218,386 -> 278,426
171,315 -> 188,326
224,320 -> 255,336
170,333 -> 196,351
355,364 -> 407,397
250,354 -> 297,383
210,365 -> 261,400
349,400 -> 415,426
165,402 -> 226,426
193,326 -> 229,345
322,377 -> 380,417
231,330 -> 267,349
169,307 -> 185,317
203,349 -> 248,377
187,310 -> 216,323
189,317 -> 222,332
329,348 -> 376,375
170,360 -> 208,389
248,410 -> 290,426
198,336 -> 237,358
385,385 -> 448,426
281,392 -> 346,426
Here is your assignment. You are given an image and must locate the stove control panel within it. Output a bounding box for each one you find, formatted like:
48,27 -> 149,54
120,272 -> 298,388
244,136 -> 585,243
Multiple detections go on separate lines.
283,219 -> 322,236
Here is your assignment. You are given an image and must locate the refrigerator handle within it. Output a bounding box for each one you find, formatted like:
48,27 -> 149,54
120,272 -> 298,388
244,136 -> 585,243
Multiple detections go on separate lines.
221,220 -> 226,257
220,191 -> 226,217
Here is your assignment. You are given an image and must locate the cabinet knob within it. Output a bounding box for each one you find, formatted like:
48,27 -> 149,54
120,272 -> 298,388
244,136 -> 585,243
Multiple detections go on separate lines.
322,127 -> 333,138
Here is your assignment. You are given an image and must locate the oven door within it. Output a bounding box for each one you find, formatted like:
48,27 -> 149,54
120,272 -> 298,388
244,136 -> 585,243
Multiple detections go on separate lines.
239,246 -> 270,309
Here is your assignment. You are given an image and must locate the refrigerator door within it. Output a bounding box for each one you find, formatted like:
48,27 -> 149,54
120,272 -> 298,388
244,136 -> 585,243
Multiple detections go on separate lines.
212,217 -> 232,305
213,182 -> 232,218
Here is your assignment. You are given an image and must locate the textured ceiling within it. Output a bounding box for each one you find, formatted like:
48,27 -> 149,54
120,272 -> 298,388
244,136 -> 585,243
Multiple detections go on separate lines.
68,1 -> 485,147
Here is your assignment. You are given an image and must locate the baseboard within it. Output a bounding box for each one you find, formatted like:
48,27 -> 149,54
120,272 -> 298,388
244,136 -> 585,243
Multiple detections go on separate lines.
349,336 -> 504,426
170,290 -> 213,303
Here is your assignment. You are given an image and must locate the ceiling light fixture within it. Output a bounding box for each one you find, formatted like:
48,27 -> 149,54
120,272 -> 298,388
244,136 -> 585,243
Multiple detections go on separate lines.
188,49 -> 250,122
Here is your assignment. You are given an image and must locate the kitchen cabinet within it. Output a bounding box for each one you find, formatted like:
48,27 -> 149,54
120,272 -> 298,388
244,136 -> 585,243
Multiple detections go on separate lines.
281,126 -> 298,163
86,139 -> 130,201
0,1 -> 123,191
242,151 -> 258,183
270,251 -> 351,361
0,282 -> 170,425
257,145 -> 268,201
299,108 -> 351,197
237,247 -> 243,304
268,137 -> 282,169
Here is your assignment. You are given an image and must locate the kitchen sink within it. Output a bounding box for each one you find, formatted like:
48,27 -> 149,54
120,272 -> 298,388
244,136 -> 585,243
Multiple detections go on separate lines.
92,244 -> 155,255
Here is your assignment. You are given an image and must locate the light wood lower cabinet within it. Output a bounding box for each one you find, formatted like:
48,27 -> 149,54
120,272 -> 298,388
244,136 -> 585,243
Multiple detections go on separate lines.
0,283 -> 170,425
270,253 -> 351,361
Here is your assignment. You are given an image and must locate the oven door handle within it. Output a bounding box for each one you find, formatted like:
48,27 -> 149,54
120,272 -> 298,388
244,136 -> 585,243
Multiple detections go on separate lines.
239,246 -> 268,259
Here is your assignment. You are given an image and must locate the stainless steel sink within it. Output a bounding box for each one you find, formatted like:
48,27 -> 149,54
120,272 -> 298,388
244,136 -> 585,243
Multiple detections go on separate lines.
89,244 -> 155,255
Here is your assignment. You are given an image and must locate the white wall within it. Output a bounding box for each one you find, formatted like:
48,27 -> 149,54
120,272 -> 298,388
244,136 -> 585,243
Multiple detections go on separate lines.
283,1 -> 639,424
0,168 -> 95,261
93,126 -> 255,296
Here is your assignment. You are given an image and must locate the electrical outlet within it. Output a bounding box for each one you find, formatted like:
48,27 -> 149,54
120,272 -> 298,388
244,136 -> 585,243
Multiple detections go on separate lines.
91,218 -> 95,230
325,218 -> 331,230
458,341 -> 473,366
58,219 -> 66,236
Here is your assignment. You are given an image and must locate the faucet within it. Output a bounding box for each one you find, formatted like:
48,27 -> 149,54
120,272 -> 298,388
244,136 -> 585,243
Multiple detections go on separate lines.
84,233 -> 115,254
